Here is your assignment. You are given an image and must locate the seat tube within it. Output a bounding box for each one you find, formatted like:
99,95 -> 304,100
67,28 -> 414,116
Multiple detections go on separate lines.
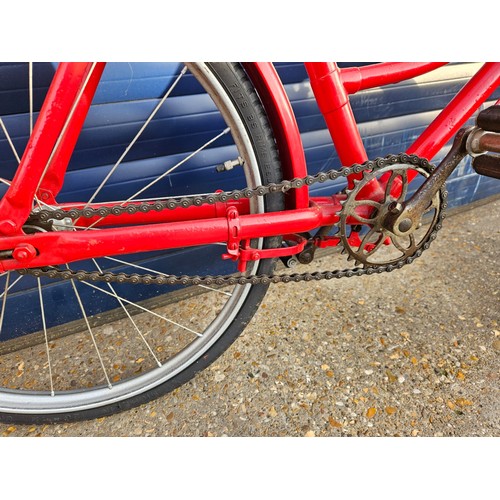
305,63 -> 368,187
0,63 -> 98,236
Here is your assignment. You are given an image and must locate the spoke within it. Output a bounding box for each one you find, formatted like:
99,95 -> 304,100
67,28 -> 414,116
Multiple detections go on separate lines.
365,231 -> 387,257
348,210 -> 378,226
29,62 -> 34,135
0,128 -> 43,209
0,272 -> 11,335
85,65 -> 188,207
384,170 -> 399,201
397,170 -> 408,202
102,255 -> 232,297
92,259 -> 162,367
0,118 -> 21,164
79,280 -> 202,337
0,274 -> 24,299
67,266 -> 113,389
37,278 -> 55,396
358,227 -> 378,254
384,169 -> 408,203
390,233 -> 414,255
351,199 -> 382,209
85,126 -> 231,232
125,127 -> 231,204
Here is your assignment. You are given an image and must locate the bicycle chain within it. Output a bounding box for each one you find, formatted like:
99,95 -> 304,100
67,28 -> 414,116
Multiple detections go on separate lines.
21,153 -> 447,286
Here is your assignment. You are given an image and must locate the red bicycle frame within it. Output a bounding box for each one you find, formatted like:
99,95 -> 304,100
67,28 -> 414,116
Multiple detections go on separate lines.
0,62 -> 499,272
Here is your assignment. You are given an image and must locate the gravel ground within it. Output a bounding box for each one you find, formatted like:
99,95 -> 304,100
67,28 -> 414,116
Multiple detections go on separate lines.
0,196 -> 498,437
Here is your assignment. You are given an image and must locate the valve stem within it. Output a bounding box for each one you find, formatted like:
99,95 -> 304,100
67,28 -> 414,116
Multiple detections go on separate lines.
215,156 -> 244,173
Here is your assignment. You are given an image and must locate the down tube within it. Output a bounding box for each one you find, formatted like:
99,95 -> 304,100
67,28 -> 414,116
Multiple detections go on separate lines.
408,62 -> 500,159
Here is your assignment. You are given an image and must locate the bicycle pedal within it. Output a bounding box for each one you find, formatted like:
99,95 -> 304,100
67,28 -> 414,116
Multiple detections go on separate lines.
467,106 -> 500,178
477,105 -> 500,133
472,153 -> 500,179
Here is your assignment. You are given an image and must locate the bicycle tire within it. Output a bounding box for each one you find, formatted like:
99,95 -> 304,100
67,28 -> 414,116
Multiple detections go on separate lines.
0,62 -> 283,423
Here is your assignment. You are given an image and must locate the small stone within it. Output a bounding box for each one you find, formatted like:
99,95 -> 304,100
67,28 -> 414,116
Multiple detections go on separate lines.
398,376 -> 405,383
304,430 -> 315,437
269,406 -> 278,418
364,369 -> 374,375
493,339 -> 500,351
413,389 -> 421,394
214,373 -> 225,382
306,392 -> 318,402
328,416 -> 342,428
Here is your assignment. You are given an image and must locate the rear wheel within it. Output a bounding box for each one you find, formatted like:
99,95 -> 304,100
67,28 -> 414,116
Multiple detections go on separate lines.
0,62 -> 283,423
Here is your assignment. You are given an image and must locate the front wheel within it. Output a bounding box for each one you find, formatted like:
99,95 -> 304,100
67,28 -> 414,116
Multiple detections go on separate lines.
0,62 -> 283,423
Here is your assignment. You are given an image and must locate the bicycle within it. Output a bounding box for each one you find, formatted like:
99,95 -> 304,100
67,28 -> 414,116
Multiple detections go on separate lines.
0,62 -> 498,423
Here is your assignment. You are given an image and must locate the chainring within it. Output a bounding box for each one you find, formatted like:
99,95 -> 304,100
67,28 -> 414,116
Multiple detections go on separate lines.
337,161 -> 446,268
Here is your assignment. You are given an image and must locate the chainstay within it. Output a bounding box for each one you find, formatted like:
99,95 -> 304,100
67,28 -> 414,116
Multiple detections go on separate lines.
22,153 -> 447,286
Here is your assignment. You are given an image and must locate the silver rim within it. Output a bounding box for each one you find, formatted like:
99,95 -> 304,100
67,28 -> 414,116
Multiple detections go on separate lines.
0,62 -> 267,415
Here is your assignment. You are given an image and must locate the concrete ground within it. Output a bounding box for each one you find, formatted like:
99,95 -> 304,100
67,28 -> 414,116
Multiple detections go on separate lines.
0,196 -> 498,437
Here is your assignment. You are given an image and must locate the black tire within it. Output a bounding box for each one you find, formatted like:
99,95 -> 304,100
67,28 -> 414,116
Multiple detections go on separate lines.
0,62 -> 283,424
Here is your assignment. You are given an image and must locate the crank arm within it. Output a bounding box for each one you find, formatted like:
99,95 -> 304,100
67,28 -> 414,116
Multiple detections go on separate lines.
383,128 -> 470,236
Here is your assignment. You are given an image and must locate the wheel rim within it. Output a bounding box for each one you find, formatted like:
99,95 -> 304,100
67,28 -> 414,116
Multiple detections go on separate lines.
0,62 -> 269,415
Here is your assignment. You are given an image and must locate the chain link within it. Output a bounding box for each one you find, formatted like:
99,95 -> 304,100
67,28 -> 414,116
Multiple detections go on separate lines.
22,153 -> 446,286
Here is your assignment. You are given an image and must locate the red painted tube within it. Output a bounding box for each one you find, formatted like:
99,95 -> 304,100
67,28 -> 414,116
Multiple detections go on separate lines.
37,63 -> 106,203
0,63 -> 96,236
0,203 -> 340,271
305,63 -> 368,187
408,62 -> 500,160
341,62 -> 448,94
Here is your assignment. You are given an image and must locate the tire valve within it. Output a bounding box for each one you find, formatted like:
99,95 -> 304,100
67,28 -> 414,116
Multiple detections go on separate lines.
215,156 -> 244,173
